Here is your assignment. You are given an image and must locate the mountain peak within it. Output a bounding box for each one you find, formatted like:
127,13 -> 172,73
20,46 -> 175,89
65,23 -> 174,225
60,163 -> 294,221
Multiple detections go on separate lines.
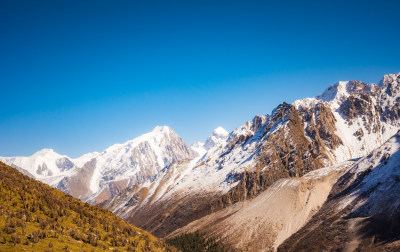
317,79 -> 381,103
317,81 -> 349,102
191,141 -> 205,148
33,148 -> 56,156
379,72 -> 400,88
152,125 -> 171,133
203,127 -> 229,151
190,127 -> 229,156
212,127 -> 229,137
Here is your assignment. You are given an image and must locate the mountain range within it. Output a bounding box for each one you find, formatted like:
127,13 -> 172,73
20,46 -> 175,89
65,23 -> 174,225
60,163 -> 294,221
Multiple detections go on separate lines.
2,72 -> 400,251
1,126 -> 197,203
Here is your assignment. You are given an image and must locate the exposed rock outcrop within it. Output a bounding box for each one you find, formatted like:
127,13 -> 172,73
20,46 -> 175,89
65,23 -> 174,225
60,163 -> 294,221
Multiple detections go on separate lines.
278,131 -> 400,251
103,73 -> 400,238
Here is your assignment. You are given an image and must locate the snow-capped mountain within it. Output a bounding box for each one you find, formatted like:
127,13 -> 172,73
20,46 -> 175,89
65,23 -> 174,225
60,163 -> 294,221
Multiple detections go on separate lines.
166,129 -> 400,251
103,72 -> 400,237
203,126 -> 229,150
279,130 -> 400,251
3,72 -> 400,243
190,126 -> 229,157
0,148 -> 96,187
169,161 -> 354,251
0,126 -> 197,201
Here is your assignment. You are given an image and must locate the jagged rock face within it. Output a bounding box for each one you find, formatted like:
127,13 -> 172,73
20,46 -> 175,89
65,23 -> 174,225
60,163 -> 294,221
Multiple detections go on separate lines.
208,101 -> 344,212
278,131 -> 400,252
304,103 -> 343,150
89,126 -> 197,203
36,162 -> 53,176
205,103 -> 342,214
260,105 -> 325,176
103,73 -> 400,238
57,158 -> 97,199
101,104 -> 336,237
169,162 -> 353,251
381,73 -> 400,97
56,157 -> 75,171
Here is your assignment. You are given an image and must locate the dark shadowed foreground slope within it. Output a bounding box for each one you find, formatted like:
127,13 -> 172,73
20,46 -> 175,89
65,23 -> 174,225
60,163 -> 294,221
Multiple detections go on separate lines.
0,162 -> 172,251
279,131 -> 400,251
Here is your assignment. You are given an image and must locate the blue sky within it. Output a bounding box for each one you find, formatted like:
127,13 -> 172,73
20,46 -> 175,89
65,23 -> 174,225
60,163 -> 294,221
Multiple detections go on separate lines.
1,0 -> 400,157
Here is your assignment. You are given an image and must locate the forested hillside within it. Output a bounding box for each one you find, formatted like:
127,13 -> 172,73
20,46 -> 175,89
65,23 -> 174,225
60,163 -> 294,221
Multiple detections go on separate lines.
0,162 -> 172,251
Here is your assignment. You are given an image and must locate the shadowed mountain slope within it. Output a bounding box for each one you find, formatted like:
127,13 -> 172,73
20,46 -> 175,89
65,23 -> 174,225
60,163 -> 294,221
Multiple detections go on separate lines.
279,130 -> 400,251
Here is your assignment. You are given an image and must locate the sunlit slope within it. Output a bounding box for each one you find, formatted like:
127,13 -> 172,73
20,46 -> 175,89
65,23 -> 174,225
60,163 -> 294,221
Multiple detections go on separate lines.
0,161 -> 172,251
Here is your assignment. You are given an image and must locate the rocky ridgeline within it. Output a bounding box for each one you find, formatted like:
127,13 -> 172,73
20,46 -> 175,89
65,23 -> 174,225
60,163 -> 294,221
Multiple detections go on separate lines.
3,73 -> 400,241
103,73 -> 400,238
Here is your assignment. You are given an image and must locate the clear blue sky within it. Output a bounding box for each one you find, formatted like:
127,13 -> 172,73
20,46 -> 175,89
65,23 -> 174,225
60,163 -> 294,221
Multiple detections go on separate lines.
1,0 -> 400,158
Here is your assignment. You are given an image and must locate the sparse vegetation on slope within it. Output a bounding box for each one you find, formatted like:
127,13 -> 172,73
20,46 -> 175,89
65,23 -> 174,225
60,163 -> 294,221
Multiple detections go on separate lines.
166,232 -> 224,252
0,161 -> 172,251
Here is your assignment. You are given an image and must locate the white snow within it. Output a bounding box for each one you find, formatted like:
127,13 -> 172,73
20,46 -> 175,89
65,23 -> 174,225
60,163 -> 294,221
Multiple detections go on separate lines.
3,73 -> 400,217
336,130 -> 400,214
108,72 -> 400,218
1,125 -> 196,199
0,148 -> 78,187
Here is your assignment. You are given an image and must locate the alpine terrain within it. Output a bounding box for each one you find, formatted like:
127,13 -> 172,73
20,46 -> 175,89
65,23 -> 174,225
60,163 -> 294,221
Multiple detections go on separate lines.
0,126 -> 197,203
2,72 -> 400,251
100,72 -> 400,243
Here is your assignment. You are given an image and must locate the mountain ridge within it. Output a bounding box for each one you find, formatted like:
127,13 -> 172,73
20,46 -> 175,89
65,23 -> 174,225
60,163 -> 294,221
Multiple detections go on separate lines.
0,125 -> 198,203
2,72 -> 400,245
103,72 -> 400,237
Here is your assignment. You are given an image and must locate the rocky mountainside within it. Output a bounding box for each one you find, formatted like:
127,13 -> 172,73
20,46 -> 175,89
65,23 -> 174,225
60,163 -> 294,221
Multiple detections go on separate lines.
0,126 -> 197,203
278,130 -> 400,251
103,72 -> 400,237
3,72 -> 400,246
164,130 -> 400,251
0,161 -> 171,251
168,161 -> 354,251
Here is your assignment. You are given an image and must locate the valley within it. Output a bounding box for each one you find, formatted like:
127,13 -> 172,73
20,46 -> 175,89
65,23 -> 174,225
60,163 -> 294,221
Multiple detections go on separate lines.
2,72 -> 400,251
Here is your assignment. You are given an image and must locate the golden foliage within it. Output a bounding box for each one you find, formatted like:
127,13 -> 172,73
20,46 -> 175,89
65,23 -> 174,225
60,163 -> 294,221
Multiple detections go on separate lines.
0,162 -> 174,251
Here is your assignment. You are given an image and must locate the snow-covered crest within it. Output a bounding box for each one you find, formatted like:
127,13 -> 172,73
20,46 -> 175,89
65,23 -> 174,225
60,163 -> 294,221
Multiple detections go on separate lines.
191,126 -> 229,157
1,125 -> 197,200
3,72 -> 400,212
104,72 -> 400,234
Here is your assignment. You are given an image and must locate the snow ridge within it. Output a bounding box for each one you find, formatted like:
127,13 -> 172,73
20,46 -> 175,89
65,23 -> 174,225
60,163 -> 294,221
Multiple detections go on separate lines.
106,72 -> 400,225
1,125 -> 197,200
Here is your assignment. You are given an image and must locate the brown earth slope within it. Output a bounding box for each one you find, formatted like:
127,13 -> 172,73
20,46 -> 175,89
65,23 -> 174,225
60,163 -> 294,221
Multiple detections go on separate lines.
278,131 -> 400,252
167,162 -> 353,251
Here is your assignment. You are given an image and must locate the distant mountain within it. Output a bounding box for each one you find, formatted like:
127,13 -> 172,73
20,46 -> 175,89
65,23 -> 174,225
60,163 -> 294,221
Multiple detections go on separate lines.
279,130 -> 400,251
190,127 -> 229,157
0,148 -> 95,187
103,72 -> 400,237
0,161 -> 171,251
0,126 -> 197,203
